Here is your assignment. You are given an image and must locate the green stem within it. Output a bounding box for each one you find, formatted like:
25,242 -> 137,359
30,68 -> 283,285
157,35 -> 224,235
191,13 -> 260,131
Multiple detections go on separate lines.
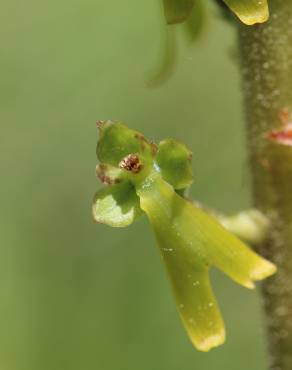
239,2 -> 292,369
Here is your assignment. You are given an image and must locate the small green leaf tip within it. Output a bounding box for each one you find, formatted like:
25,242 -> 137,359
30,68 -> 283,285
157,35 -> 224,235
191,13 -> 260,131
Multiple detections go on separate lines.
93,122 -> 277,351
162,0 -> 269,25
222,0 -> 269,25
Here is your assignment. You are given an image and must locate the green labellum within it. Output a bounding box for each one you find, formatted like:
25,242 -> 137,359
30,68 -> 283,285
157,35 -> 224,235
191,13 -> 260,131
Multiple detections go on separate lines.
136,172 -> 276,350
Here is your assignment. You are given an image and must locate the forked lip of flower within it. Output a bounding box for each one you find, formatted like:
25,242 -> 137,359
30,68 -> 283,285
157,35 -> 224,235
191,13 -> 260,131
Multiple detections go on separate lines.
137,173 -> 277,288
136,172 -> 276,351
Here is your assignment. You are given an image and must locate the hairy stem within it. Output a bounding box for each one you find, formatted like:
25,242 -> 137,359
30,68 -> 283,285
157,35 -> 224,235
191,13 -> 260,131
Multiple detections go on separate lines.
239,2 -> 292,369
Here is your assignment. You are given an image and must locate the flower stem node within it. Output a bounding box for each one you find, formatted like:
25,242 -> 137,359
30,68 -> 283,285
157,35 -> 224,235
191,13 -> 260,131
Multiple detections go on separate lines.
92,122 -> 277,351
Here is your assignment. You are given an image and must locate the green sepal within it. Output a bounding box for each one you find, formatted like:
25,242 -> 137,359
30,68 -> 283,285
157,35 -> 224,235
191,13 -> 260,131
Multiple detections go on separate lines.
223,0 -> 269,25
163,0 -> 195,24
92,182 -> 142,227
96,121 -> 154,167
156,139 -> 193,189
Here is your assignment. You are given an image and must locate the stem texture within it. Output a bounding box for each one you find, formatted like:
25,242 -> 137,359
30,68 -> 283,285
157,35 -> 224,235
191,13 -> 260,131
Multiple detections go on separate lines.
239,2 -> 292,369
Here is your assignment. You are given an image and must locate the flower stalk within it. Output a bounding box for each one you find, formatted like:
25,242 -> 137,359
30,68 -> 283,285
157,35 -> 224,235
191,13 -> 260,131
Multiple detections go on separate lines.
239,1 -> 292,368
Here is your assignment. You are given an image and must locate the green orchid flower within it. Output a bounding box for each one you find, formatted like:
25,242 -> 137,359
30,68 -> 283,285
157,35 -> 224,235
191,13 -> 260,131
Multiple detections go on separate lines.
163,0 -> 269,26
92,121 -> 276,351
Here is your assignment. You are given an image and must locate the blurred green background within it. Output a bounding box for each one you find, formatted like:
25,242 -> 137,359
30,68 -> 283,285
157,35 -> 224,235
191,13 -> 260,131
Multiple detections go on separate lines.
0,1 -> 268,369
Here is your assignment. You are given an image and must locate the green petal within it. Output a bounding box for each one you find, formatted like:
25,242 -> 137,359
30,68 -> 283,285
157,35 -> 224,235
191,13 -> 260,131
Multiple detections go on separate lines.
92,182 -> 142,227
223,0 -> 269,25
156,139 -> 193,189
96,121 -> 154,167
163,0 -> 195,24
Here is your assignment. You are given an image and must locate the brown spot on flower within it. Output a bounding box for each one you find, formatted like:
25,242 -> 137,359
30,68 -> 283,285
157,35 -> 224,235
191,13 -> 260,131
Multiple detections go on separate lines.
135,133 -> 147,142
135,133 -> 150,151
96,164 -> 120,185
119,154 -> 143,173
96,120 -> 106,128
96,120 -> 116,129
151,142 -> 158,155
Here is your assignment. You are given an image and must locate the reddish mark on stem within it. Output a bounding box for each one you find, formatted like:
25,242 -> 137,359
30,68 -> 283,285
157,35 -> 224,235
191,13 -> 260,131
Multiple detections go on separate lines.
265,108 -> 292,147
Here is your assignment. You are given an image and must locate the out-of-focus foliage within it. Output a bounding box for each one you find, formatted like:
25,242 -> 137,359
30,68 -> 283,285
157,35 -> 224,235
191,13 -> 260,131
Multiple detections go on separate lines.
148,0 -> 205,86
163,0 -> 195,24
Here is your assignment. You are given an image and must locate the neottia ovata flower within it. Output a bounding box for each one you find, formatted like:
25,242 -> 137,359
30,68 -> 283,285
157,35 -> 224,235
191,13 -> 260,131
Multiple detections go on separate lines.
92,121 -> 276,351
